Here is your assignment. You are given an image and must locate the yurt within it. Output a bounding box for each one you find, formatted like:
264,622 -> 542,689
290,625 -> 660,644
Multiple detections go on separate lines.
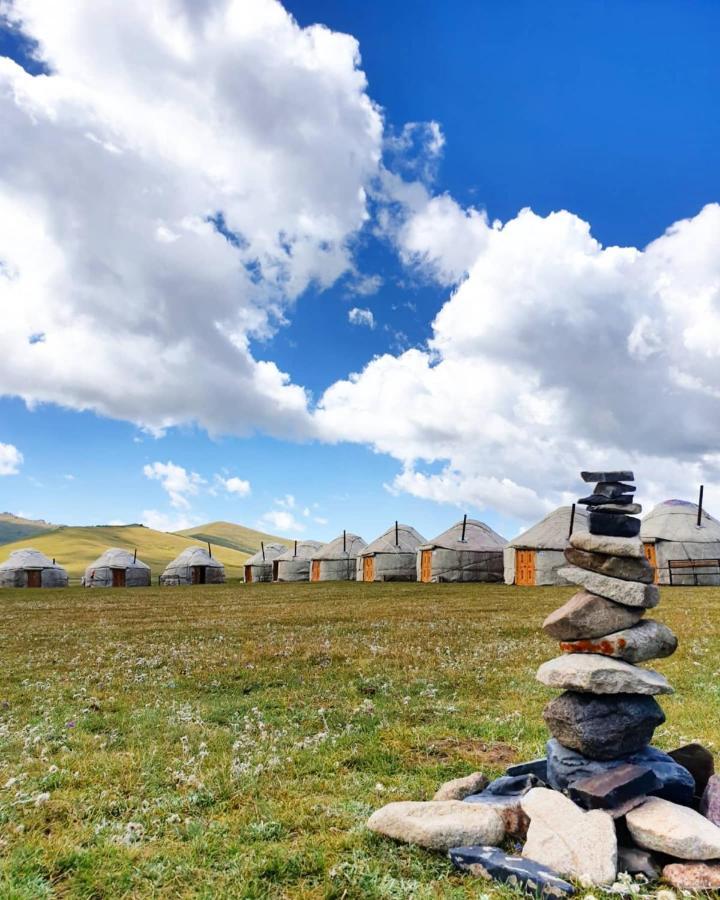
417,517 -> 507,583
504,505 -> 590,586
83,548 -> 151,588
160,546 -> 225,586
244,543 -> 288,583
273,541 -> 324,582
0,548 -> 68,588
641,499 -> 720,585
310,532 -> 366,582
357,523 -> 426,582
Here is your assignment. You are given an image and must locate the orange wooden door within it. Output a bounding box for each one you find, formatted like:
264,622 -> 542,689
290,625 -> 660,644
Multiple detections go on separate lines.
363,556 -> 374,581
26,570 -> 41,588
244,565 -> 252,583
515,550 -> 536,586
111,568 -> 126,588
643,543 -> 658,584
310,560 -> 320,582
420,549 -> 432,583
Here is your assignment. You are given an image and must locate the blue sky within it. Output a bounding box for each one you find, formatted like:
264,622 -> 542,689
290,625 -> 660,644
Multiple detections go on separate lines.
1,0 -> 720,541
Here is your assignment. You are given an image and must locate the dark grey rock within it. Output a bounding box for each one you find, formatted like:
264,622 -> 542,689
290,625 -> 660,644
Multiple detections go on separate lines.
581,470 -> 634,483
568,763 -> 662,810
595,481 -> 637,498
543,691 -> 665,760
617,845 -> 660,881
579,492 -> 636,506
588,512 -> 641,538
483,774 -> 540,796
564,547 -> 654,583
668,743 -> 714,796
450,845 -> 575,897
543,591 -> 644,641
546,740 -> 696,806
506,758 -> 548,782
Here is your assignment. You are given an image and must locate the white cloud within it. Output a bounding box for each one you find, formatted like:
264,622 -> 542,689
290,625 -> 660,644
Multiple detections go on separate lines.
276,493 -> 296,509
0,442 -> 23,475
218,475 -> 251,497
143,461 -> 205,509
0,0 -> 382,436
348,307 -> 376,329
348,273 -> 383,297
259,509 -> 305,533
141,509 -> 200,533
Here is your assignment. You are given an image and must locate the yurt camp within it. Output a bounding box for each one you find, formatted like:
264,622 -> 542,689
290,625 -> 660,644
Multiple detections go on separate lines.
160,546 -> 225,586
273,541 -> 324,582
0,548 -> 68,588
417,517 -> 507,583
244,543 -> 288,583
357,522 -> 426,582
641,499 -> 720,585
310,532 -> 366,582
504,505 -> 589,586
83,548 -> 151,588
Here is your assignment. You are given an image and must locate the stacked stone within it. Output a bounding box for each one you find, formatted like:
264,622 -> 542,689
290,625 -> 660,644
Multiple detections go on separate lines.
538,469 -> 692,803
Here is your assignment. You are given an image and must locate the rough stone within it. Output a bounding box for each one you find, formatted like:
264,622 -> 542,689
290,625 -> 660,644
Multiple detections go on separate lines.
626,796 -> 720,859
558,566 -> 659,609
506,758 -> 548,782
588,512 -> 641,538
543,591 -> 644,641
580,493 -> 636,507
543,692 -> 665,760
560,620 -> 678,664
521,787 -> 617,885
537,654 -> 673,696
564,547 -> 654,583
450,845 -> 575,897
433,771 -> 489,801
581,470 -> 634,483
546,740 -> 695,806
568,764 -> 661,811
616,846 -> 660,881
595,480 -> 636,496
569,531 -> 644,559
366,800 -> 504,851
700,774 -> 720,825
588,502 -> 642,515
463,793 -> 530,839
483,774 -> 540,796
669,743 -> 714,796
663,861 -> 720,890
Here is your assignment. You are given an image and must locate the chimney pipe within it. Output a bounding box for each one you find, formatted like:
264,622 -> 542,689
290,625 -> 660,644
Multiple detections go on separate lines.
343,530 -> 346,553
294,539 -> 297,557
133,548 -> 137,563
568,503 -> 576,539
698,485 -> 705,527
395,520 -> 399,546
460,514 -> 467,542
261,541 -> 265,561
207,542 -> 212,558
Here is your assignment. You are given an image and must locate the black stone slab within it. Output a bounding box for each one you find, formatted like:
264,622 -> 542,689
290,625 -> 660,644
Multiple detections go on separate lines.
588,511 -> 641,537
506,758 -> 548,782
579,493 -> 635,506
668,743 -> 714,796
568,763 -> 662,810
595,481 -> 637,497
450,845 -> 575,897
581,470 -> 634,483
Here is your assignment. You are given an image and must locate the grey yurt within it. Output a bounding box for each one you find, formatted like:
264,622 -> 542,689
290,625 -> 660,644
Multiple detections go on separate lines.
641,499 -> 720,585
244,542 -> 288,583
273,540 -> 324,582
417,517 -> 507,583
0,548 -> 68,588
310,532 -> 366,582
504,505 -> 589,586
357,523 -> 426,582
83,548 -> 151,588
160,546 -> 225,586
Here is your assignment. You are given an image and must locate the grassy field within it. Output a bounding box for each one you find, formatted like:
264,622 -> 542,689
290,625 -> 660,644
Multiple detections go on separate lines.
0,582 -> 718,898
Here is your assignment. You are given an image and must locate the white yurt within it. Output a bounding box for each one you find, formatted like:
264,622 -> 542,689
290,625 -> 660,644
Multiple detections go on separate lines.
244,543 -> 288,583
417,518 -> 507,583
273,541 -> 324,582
160,546 -> 225,586
641,499 -> 720,585
504,506 -> 590,586
0,548 -> 68,588
83,548 -> 151,588
310,532 -> 367,582
357,523 -> 426,582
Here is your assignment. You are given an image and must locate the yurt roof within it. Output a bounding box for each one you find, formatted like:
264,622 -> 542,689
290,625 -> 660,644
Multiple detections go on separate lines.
165,546 -> 224,569
0,548 -> 64,570
508,506 -> 589,550
275,541 -> 324,562
88,548 -> 151,570
313,533 -> 367,560
641,500 -> 720,544
245,543 -> 288,565
361,524 -> 426,556
422,519 -> 507,552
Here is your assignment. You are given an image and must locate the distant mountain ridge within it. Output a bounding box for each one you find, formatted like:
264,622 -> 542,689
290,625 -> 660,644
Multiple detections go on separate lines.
0,512 -> 58,546
175,521 -> 290,555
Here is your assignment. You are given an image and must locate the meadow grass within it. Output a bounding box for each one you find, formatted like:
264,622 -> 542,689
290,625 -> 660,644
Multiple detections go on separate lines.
1,581 -> 718,898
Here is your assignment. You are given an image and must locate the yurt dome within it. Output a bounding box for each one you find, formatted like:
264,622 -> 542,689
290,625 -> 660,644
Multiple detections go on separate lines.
244,543 -> 288,583
310,532 -> 366,582
83,548 -> 151,588
0,548 -> 68,588
358,523 -> 426,582
273,541 -> 324,582
504,506 -> 589,586
160,546 -> 225,586
417,518 -> 507,583
642,499 -> 720,585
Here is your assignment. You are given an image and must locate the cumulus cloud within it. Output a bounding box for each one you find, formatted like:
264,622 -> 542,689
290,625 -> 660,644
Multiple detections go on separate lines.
219,476 -> 251,497
348,307 -> 376,329
0,442 -> 23,475
143,461 -> 205,509
141,509 -> 200,533
259,508 -> 305,534
0,0 -> 382,436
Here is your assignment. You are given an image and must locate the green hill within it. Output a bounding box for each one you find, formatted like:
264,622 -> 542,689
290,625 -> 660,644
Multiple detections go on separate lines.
0,513 -> 58,546
175,521 -> 290,555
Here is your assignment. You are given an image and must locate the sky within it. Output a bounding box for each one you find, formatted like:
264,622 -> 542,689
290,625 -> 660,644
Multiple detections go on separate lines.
1,0 -> 720,543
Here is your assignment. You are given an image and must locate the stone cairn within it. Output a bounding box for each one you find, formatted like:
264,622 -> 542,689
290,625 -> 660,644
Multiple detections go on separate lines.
366,470 -> 720,895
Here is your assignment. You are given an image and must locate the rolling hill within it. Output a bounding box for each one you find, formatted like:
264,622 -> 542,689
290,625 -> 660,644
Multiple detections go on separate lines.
175,521 -> 290,555
0,513 -> 58,546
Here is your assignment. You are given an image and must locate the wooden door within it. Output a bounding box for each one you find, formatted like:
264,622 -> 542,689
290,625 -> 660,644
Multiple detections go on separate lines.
244,565 -> 252,583
26,570 -> 41,588
310,560 -> 320,582
272,561 -> 279,581
191,566 -> 206,585
111,568 -> 126,588
363,556 -> 374,582
420,549 -> 432,583
644,543 -> 659,584
515,550 -> 536,586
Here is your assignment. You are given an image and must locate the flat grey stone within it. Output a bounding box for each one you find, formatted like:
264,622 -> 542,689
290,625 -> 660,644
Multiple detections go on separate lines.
588,502 -> 642,515
581,470 -> 634,483
463,793 -> 530,839
569,531 -> 644,559
507,758 -> 548,781
560,620 -> 678,664
564,547 -> 654,583
434,771 -> 488,801
450,845 -> 575,897
366,800 -> 504,851
537,654 -> 672,695
558,566 -> 659,608
543,591 -> 644,641
626,796 -> 720,859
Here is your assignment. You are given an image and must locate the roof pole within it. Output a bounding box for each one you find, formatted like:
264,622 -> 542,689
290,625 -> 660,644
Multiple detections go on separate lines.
294,539 -> 297,557
698,485 -> 705,527
460,514 -> 467,542
568,503 -> 576,539
207,541 -> 212,558
343,530 -> 346,552
133,548 -> 137,563
261,541 -> 265,561
395,520 -> 399,546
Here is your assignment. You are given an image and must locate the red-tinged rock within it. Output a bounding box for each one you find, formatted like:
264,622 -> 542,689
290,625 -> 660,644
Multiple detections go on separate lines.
568,763 -> 661,811
560,620 -> 677,664
701,774 -> 720,825
663,861 -> 720,890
